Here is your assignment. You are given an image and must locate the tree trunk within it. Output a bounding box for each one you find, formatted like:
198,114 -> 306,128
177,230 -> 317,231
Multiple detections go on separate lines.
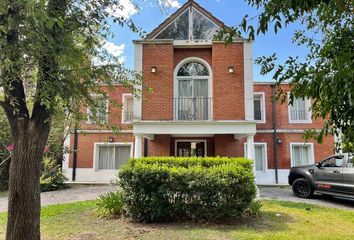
6,119 -> 50,240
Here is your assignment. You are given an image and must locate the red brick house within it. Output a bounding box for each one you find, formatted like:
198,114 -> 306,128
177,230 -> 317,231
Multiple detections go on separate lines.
63,0 -> 335,184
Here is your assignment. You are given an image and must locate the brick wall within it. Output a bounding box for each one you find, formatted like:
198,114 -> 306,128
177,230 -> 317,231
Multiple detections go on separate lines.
254,83 -> 325,130
214,134 -> 244,157
142,43 -> 174,120
212,43 -> 245,120
79,85 -> 132,131
146,135 -> 172,156
254,133 -> 335,169
141,43 -> 246,121
68,133 -> 134,168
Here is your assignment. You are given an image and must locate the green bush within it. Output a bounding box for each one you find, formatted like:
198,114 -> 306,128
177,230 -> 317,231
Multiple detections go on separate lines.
119,157 -> 256,223
96,191 -> 124,218
40,157 -> 68,192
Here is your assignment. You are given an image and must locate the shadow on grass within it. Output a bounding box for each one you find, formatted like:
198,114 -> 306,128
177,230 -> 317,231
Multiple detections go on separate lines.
121,210 -> 294,236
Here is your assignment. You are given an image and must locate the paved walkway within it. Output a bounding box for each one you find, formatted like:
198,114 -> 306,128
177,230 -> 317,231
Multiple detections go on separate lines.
0,185 -> 117,212
1,185 -> 353,212
260,186 -> 354,210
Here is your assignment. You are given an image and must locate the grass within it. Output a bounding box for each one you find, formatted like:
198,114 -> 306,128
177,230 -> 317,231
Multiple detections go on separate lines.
0,191 -> 7,198
0,200 -> 353,240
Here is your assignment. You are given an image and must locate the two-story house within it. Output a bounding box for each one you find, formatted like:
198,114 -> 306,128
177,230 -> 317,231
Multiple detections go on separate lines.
63,0 -> 335,184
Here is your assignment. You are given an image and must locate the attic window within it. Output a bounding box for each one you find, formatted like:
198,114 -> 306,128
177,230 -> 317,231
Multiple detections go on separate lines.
155,9 -> 189,40
192,8 -> 219,40
154,7 -> 220,41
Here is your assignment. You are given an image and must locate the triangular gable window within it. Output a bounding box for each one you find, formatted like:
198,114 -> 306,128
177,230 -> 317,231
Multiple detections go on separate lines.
155,9 -> 189,40
154,7 -> 220,41
192,8 -> 219,40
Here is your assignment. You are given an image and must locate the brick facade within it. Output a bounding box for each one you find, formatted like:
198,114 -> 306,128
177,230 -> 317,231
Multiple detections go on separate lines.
64,1 -> 336,184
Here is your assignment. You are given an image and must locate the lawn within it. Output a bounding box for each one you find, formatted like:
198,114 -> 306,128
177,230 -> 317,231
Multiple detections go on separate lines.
0,200 -> 353,240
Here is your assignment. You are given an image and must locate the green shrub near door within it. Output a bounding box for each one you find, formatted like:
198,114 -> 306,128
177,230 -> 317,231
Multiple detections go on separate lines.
119,157 -> 256,223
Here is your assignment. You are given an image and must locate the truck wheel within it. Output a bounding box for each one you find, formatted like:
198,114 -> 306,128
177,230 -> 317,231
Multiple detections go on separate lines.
292,178 -> 314,198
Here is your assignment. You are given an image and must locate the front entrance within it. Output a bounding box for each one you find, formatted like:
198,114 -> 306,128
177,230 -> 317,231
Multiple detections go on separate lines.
176,140 -> 206,157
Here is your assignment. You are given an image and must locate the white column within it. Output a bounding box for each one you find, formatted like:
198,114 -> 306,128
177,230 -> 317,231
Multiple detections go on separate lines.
247,134 -> 259,197
134,135 -> 143,158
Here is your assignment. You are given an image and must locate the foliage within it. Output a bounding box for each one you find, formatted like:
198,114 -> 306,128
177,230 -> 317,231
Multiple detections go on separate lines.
40,157 -> 67,192
217,0 -> 354,149
0,108 -> 11,191
243,200 -> 262,219
119,157 -> 256,223
95,191 -> 124,219
0,0 -> 143,237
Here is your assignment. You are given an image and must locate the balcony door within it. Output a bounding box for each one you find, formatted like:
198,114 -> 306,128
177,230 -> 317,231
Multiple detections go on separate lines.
175,60 -> 211,120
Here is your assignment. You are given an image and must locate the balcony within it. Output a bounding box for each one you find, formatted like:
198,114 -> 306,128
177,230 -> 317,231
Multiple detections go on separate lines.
173,97 -> 212,121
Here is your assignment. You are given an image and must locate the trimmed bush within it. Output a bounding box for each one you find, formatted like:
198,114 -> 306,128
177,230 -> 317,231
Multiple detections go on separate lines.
119,157 -> 256,223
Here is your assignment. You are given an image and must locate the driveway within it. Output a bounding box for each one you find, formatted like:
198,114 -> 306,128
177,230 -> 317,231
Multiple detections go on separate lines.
1,185 -> 353,212
0,184 -> 117,212
260,186 -> 354,210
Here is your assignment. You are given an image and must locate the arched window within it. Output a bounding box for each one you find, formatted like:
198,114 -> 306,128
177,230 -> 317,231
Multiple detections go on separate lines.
174,60 -> 211,120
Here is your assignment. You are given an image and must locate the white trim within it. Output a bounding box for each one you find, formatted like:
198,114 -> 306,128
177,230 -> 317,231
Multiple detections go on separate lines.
121,93 -> 133,124
173,57 -> 213,120
133,120 -> 256,135
93,142 -> 134,171
244,142 -> 268,172
76,130 -> 133,134
289,142 -> 315,167
253,92 -> 266,123
171,134 -> 214,138
175,139 -> 207,157
133,43 -> 142,121
87,94 -> 109,125
287,92 -> 312,123
244,42 -> 254,121
256,129 -> 322,134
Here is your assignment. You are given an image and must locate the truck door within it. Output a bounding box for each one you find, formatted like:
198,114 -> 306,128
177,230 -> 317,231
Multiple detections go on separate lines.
314,156 -> 344,193
341,155 -> 354,195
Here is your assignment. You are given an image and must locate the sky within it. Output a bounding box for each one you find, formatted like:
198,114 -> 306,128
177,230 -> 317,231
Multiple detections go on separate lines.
105,0 -> 308,82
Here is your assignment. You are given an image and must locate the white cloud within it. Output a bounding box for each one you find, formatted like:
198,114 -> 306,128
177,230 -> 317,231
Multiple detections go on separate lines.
165,0 -> 181,8
103,41 -> 126,58
108,0 -> 138,19
157,0 -> 181,9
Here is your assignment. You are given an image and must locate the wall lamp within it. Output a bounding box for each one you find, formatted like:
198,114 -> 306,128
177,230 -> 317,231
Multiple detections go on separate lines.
109,136 -> 114,143
276,138 -> 283,144
151,66 -> 157,73
228,66 -> 235,73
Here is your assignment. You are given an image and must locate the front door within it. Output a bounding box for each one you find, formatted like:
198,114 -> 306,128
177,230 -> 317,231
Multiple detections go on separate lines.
176,141 -> 205,157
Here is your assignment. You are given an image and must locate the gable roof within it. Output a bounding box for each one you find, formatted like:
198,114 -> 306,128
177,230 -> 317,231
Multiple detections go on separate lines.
146,0 -> 231,40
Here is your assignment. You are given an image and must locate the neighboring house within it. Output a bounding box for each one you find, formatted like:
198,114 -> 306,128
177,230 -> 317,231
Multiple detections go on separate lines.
63,0 -> 334,184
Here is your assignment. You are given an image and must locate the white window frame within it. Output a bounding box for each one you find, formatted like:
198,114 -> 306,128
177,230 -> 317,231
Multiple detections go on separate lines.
173,57 -> 213,120
175,139 -> 207,157
93,142 -> 134,171
290,142 -> 315,167
244,142 -> 268,172
121,93 -> 133,124
288,92 -> 312,123
253,92 -> 266,123
87,94 -> 109,124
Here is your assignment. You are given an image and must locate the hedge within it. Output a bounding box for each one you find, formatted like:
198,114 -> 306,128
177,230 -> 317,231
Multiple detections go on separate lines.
119,157 -> 256,223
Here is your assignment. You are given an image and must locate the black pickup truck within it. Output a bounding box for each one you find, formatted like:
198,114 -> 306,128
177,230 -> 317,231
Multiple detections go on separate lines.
288,154 -> 354,199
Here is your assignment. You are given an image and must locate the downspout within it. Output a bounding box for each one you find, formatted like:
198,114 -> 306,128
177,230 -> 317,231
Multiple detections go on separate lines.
143,138 -> 148,157
271,84 -> 279,184
72,128 -> 78,181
